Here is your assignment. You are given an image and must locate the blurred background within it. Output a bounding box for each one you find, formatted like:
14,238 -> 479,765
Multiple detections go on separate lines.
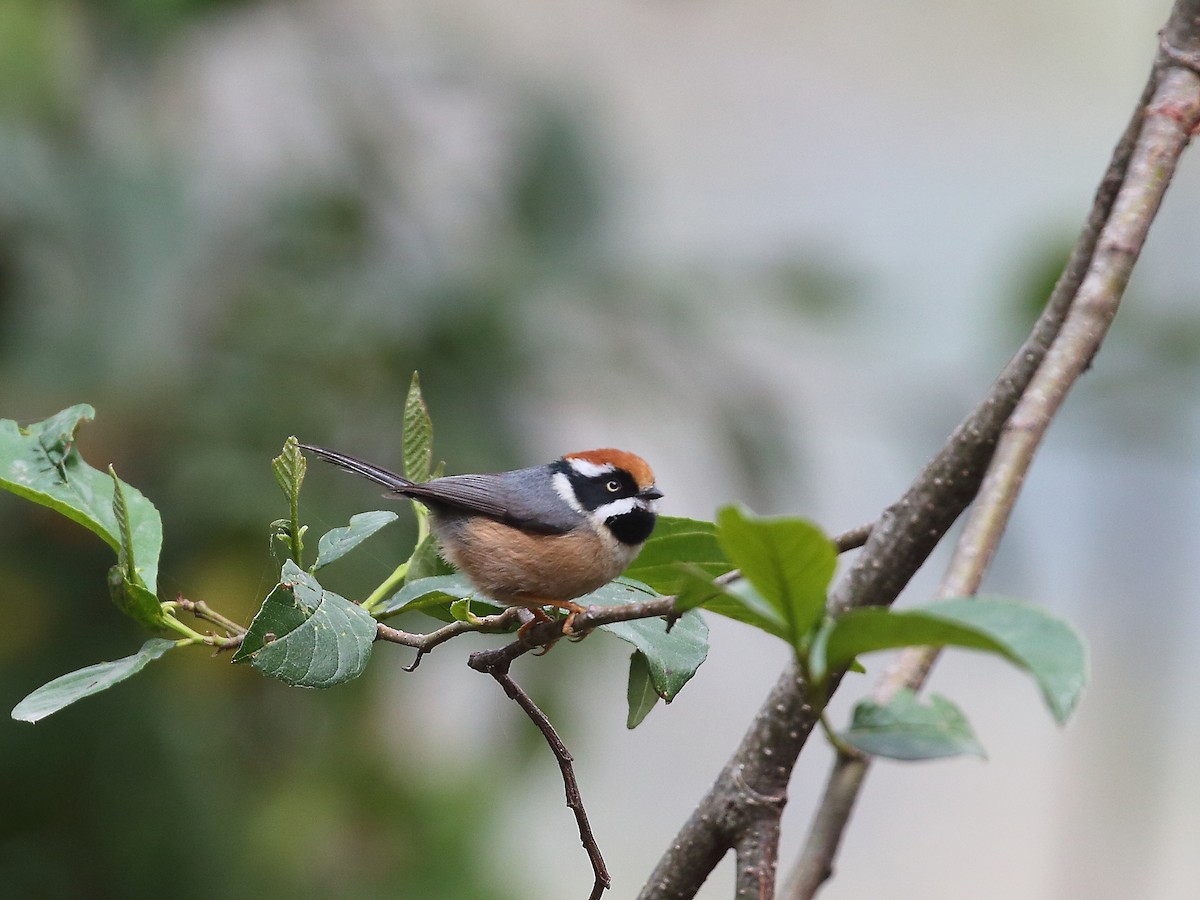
1,1 -> 1198,898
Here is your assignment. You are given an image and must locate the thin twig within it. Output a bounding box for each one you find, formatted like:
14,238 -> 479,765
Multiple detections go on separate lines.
830,521 -> 873,555
374,607 -> 525,669
174,595 -> 248,636
782,754 -> 869,899
784,10 -> 1200,898
370,522 -> 874,897
467,651 -> 612,900
373,521 -> 875,665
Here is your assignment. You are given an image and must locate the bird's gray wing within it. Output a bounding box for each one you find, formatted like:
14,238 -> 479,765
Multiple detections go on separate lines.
401,474 -> 511,519
405,468 -> 579,534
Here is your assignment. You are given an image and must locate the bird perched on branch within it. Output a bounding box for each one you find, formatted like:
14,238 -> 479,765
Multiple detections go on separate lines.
300,444 -> 662,635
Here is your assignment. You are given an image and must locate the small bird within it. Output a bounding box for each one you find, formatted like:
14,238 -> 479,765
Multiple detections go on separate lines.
299,443 -> 663,634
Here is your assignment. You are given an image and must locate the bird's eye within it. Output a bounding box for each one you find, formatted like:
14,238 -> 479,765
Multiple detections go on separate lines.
606,479 -> 621,493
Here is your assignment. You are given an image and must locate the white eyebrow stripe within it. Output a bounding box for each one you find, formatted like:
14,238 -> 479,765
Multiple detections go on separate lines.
567,457 -> 614,478
552,471 -> 584,513
592,497 -> 643,520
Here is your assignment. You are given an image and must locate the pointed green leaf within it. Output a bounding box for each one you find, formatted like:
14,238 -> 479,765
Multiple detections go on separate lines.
672,564 -> 729,614
822,597 -> 1087,724
623,516 -> 733,594
0,406 -> 163,591
272,436 -> 307,501
12,638 -> 176,723
673,565 -> 788,638
402,372 -> 433,484
626,650 -> 661,729
374,574 -> 478,619
234,562 -> 376,687
273,437 -> 306,564
107,566 -> 166,631
109,466 -> 136,576
841,690 -> 986,761
592,578 -> 709,702
104,466 -> 165,629
715,506 -> 835,645
314,510 -> 399,569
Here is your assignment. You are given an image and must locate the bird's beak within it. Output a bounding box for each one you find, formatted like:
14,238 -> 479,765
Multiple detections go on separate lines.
640,486 -> 664,501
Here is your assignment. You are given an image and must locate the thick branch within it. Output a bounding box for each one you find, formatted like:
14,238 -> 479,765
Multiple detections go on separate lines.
636,13 -> 1187,900
734,813 -> 781,900
786,11 -> 1200,898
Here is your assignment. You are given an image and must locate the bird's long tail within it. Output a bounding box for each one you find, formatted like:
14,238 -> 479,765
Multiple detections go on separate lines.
298,443 -> 414,492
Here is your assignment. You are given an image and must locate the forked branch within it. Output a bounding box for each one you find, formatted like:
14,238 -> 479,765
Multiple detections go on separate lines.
467,648 -> 612,900
639,3 -> 1200,897
786,12 -> 1200,896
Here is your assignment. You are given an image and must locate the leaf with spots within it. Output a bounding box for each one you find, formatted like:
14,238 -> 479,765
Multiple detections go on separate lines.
234,561 -> 376,687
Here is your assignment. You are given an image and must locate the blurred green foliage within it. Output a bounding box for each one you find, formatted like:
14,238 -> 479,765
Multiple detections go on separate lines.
0,3 -> 836,896
6,0 -> 1142,896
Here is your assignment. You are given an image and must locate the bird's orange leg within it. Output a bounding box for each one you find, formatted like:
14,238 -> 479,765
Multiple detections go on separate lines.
517,607 -> 555,642
516,598 -> 589,641
537,599 -> 588,636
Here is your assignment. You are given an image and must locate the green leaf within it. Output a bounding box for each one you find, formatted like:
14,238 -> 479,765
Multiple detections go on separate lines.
674,565 -> 787,638
272,436 -> 306,565
106,466 -> 166,629
840,690 -> 986,761
314,510 -> 399,569
272,436 -> 307,501
12,638 -> 176,723
715,506 -> 835,644
234,562 -> 376,687
405,532 -> 452,582
818,597 -> 1088,724
374,574 -> 482,619
109,466 -> 137,577
592,578 -> 709,702
626,650 -> 660,729
623,516 -> 732,594
402,372 -> 433,484
0,406 -> 164,591
108,565 -> 166,631
672,564 -> 729,614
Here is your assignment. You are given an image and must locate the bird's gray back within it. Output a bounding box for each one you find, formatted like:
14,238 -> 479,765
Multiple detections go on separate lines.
413,466 -> 580,534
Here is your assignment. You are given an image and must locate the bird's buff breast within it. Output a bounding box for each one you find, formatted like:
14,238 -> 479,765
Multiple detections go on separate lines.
432,516 -> 639,605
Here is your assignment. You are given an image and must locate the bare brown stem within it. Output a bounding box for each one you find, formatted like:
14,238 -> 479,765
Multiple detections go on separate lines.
365,521 -> 870,897
467,651 -> 612,899
374,607 -> 525,670
174,595 -> 248,636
